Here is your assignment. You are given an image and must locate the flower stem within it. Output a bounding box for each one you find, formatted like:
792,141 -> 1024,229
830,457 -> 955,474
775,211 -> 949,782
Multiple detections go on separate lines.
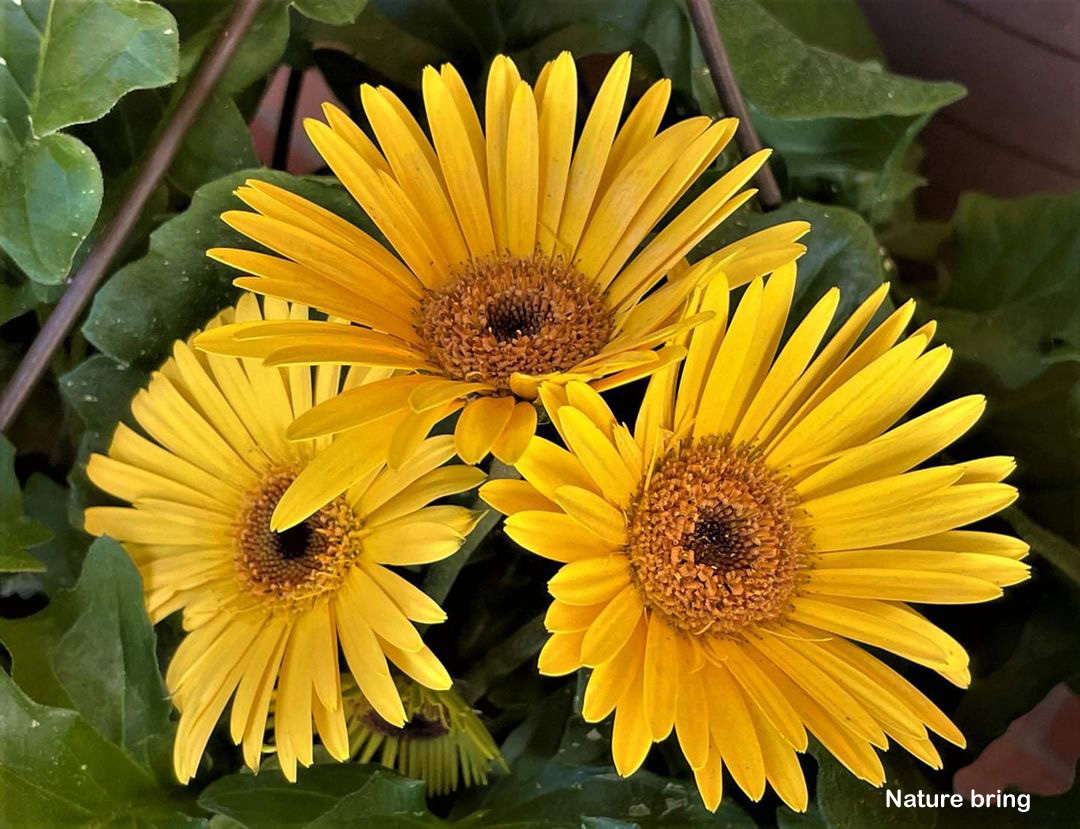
686,0 -> 782,209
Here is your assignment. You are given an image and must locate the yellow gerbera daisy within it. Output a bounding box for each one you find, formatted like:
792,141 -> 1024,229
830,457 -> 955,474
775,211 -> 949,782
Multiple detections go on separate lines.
480,264 -> 1030,811
195,51 -> 809,529
342,674 -> 506,795
83,294 -> 484,784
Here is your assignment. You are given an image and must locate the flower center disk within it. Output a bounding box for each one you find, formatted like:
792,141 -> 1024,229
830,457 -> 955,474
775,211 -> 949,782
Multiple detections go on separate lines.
626,437 -> 806,636
235,469 -> 364,606
415,253 -> 614,391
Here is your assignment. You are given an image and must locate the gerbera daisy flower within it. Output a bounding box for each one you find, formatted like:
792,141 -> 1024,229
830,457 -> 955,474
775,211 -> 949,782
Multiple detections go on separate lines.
480,264 -> 1030,811
195,50 -> 809,529
342,674 -> 506,795
83,295 -> 484,784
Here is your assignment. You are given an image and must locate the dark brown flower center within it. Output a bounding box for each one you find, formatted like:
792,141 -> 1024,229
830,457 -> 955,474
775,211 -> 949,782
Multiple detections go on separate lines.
626,437 -> 807,636
362,704 -> 451,740
235,470 -> 363,604
415,253 -> 613,391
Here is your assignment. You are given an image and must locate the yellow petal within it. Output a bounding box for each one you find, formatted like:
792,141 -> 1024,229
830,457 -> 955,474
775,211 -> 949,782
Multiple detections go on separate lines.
642,615 -> 679,740
480,478 -> 559,515
674,667 -> 710,769
505,510 -> 619,563
335,590 -> 406,726
580,584 -> 645,667
709,639 -> 807,751
552,485 -> 627,546
350,569 -> 424,653
558,407 -> 639,508
422,66 -> 496,258
548,555 -> 631,605
809,483 -> 1018,551
801,568 -> 1003,603
694,744 -> 724,811
705,661 -> 767,799
516,435 -> 601,501
271,426 -> 392,529
537,630 -> 585,676
362,560 -> 447,624
556,52 -> 631,258
455,396 -> 516,463
505,81 -> 539,256
611,665 -> 651,777
364,465 -> 486,527
748,703 -> 809,812
786,597 -> 950,668
491,401 -> 538,464
286,375 -> 422,440
794,395 -> 986,498
381,638 -> 452,690
535,52 -> 577,255
364,521 -> 465,566
545,600 -> 605,633
582,616 -> 646,723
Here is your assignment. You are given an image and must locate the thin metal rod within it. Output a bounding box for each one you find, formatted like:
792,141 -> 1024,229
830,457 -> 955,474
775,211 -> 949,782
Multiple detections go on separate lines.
0,0 -> 267,432
686,0 -> 782,208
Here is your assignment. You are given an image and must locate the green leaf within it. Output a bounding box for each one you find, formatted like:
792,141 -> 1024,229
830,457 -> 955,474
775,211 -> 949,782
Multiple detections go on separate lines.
0,669 -> 202,827
198,765 -> 438,828
61,354 -> 150,450
0,0 -> 178,147
174,0 -> 289,95
305,2 -> 449,90
1004,507 -> 1080,587
907,192 -> 1080,543
0,435 -> 51,573
294,0 -> 369,26
0,521 -> 50,572
0,0 -> 178,282
0,134 -> 103,284
917,192 -> 1080,390
83,169 -> 376,367
463,761 -> 752,827
21,473 -> 89,591
756,0 -> 882,62
500,0 -> 961,221
60,354 -> 150,521
698,0 -> 963,120
0,538 -> 174,777
694,0 -> 961,221
168,94 -> 259,196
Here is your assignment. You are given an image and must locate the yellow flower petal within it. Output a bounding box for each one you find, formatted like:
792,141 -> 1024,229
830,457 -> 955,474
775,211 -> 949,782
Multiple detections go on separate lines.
455,396 -> 516,463
548,555 -> 631,605
537,630 -> 585,676
552,485 -> 627,546
505,510 -> 619,563
580,584 -> 645,667
491,401 -> 538,463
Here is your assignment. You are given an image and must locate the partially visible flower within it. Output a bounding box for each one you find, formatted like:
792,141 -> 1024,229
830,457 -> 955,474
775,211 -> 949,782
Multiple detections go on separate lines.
343,675 -> 506,795
482,264 -> 1030,811
196,50 -> 808,529
84,295 -> 483,783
